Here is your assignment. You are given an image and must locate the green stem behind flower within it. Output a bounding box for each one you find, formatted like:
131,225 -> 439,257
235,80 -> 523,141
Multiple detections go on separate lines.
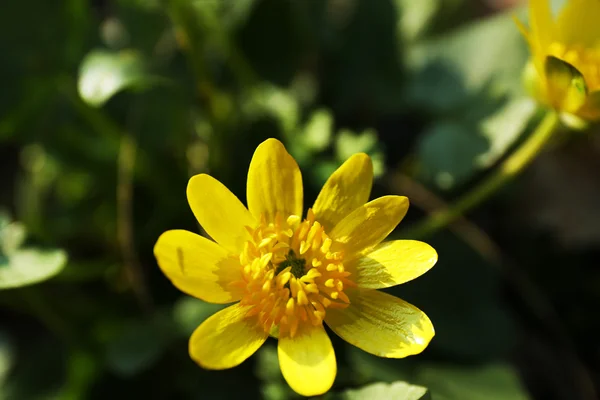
404,111 -> 561,239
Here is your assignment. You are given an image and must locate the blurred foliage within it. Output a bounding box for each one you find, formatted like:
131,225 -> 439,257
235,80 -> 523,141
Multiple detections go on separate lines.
1,0 -> 599,399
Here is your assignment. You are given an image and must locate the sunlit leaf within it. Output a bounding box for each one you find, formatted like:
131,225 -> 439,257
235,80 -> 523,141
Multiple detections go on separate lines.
394,0 -> 439,41
78,49 -> 151,107
334,381 -> 430,400
302,109 -> 333,152
0,249 -> 67,290
0,216 -> 67,290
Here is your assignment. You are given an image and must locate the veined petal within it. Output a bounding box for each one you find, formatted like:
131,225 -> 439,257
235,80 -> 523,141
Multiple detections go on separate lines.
556,0 -> 600,46
346,240 -> 437,289
278,325 -> 336,397
325,288 -> 434,358
529,0 -> 554,50
329,196 -> 409,260
187,174 -> 256,253
189,303 -> 268,369
154,230 -> 243,303
247,139 -> 303,223
313,153 -> 373,232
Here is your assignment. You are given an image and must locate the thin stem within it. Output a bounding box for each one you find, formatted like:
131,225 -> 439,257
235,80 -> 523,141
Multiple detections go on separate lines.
61,79 -> 152,311
403,110 -> 561,239
117,133 -> 151,312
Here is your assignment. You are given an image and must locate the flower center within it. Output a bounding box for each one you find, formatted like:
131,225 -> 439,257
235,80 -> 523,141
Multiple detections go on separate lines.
548,42 -> 600,90
232,209 -> 353,338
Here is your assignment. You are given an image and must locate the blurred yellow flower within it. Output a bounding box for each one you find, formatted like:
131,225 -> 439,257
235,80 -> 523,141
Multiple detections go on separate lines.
154,139 -> 437,396
517,0 -> 600,120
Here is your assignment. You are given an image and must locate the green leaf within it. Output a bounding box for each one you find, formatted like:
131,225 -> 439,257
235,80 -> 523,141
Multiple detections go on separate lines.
172,296 -> 225,336
0,215 -> 67,290
335,129 -> 378,160
335,381 -> 430,400
0,249 -> 67,290
302,109 -> 333,152
394,0 -> 439,41
78,49 -> 152,107
0,331 -> 14,386
408,11 -> 538,188
417,363 -> 530,400
105,312 -> 174,377
416,97 -> 535,189
417,122 -> 488,190
406,13 -> 529,110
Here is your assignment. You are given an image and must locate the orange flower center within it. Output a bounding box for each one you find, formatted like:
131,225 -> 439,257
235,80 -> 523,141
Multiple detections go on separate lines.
548,42 -> 600,90
232,209 -> 354,338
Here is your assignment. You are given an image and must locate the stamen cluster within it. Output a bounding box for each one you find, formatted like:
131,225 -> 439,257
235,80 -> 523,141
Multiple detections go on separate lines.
232,209 -> 353,338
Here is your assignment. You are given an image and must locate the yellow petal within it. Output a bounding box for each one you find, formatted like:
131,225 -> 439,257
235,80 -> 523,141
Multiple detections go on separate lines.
189,303 -> 268,369
325,288 -> 434,358
346,240 -> 437,289
154,230 -> 243,303
545,56 -> 588,113
278,325 -> 336,397
313,153 -> 373,232
187,174 -> 256,253
577,90 -> 600,120
529,0 -> 554,50
556,0 -> 600,46
329,196 -> 409,260
247,139 -> 303,222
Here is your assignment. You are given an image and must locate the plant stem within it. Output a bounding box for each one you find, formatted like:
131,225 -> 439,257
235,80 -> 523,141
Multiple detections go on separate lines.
404,110 -> 561,239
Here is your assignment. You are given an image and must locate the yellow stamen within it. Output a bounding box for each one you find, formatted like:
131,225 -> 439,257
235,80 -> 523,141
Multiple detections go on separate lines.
230,208 -> 353,338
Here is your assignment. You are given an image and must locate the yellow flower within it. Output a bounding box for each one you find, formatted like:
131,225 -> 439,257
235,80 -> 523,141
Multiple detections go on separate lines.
516,0 -> 600,120
154,139 -> 437,396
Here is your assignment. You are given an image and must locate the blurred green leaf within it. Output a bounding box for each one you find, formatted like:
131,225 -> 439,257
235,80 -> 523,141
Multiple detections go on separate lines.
333,381 -> 430,400
407,11 -> 538,188
0,249 -> 67,290
417,122 -> 488,190
406,14 -> 529,110
417,97 -> 537,189
78,49 -> 155,107
302,109 -> 333,152
348,351 -> 529,400
0,215 -> 67,290
417,362 -> 530,400
105,312 -> 174,377
0,331 -> 14,387
172,296 -> 226,336
335,129 -> 378,160
395,0 -> 439,41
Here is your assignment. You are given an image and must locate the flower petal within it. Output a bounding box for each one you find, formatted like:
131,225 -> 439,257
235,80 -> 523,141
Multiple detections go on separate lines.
187,174 -> 256,253
189,303 -> 268,369
278,325 -> 336,397
577,90 -> 600,121
529,0 -> 554,50
346,240 -> 437,289
325,288 -> 434,358
329,196 -> 409,260
556,0 -> 600,46
247,138 -> 303,222
154,230 -> 243,303
312,153 -> 373,232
